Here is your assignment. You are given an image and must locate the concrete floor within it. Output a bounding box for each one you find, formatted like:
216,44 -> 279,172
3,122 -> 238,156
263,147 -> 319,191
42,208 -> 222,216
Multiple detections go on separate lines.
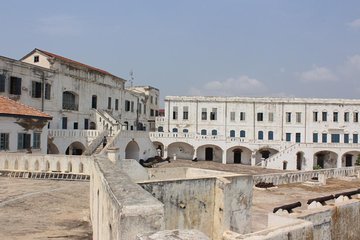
0,177 -> 91,240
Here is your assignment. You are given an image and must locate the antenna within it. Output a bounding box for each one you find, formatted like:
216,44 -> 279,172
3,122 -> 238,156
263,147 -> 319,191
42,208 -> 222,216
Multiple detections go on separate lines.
129,70 -> 134,87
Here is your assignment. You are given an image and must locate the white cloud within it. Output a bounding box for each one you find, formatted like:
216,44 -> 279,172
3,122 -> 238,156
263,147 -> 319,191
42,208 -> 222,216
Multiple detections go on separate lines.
188,75 -> 267,96
37,15 -> 83,36
348,18 -> 360,29
299,66 -> 337,82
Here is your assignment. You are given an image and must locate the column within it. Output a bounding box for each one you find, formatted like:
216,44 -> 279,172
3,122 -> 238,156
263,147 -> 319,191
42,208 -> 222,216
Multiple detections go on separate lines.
222,150 -> 227,164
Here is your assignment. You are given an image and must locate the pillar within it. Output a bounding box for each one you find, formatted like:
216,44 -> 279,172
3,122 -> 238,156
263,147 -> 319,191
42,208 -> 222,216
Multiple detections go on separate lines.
251,151 -> 256,166
163,146 -> 168,158
222,150 -> 227,164
193,148 -> 198,160
337,155 -> 342,168
107,147 -> 119,163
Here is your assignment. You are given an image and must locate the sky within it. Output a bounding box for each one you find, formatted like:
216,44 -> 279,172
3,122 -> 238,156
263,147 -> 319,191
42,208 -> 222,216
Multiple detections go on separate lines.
1,1 -> 360,102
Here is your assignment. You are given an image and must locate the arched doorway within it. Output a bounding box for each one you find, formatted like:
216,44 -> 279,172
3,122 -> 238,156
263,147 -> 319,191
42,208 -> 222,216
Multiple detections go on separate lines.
47,140 -> 59,154
226,146 -> 252,164
65,141 -> 86,155
62,91 -> 79,111
197,145 -> 223,162
255,148 -> 279,165
314,151 -> 338,169
341,151 -> 360,167
153,142 -> 164,157
233,149 -> 242,164
125,141 -> 140,160
167,142 -> 194,160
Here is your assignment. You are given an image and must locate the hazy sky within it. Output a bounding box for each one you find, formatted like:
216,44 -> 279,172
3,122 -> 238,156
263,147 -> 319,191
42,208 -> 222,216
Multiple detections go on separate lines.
1,1 -> 360,101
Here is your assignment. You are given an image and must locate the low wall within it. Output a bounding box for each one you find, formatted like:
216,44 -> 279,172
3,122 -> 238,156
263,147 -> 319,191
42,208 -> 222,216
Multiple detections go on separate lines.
90,156 -> 164,240
253,166 -> 360,185
139,174 -> 253,239
0,153 -> 91,174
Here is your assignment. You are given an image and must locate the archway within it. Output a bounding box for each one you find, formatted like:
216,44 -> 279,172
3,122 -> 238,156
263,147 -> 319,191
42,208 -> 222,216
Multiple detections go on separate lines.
313,151 -> 338,169
197,144 -> 223,162
167,142 -> 194,160
341,151 -> 360,167
255,147 -> 279,165
65,141 -> 86,155
153,142 -> 164,157
125,141 -> 140,160
226,146 -> 252,164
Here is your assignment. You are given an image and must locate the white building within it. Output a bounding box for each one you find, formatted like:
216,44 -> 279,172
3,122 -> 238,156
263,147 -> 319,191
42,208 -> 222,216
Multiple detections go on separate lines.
0,96 -> 52,154
0,49 -> 159,155
151,96 -> 360,170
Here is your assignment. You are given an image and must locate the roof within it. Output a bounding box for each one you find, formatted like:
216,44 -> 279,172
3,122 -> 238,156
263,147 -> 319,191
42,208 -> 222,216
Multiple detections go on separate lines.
21,48 -> 123,80
0,96 -> 52,120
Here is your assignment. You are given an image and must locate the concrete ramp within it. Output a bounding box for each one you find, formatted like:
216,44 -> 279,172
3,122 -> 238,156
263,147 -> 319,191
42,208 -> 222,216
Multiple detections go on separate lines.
119,159 -> 149,182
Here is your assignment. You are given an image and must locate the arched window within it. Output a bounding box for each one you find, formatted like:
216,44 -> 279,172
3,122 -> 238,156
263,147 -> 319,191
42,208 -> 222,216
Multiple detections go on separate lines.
212,130 -> 217,136
258,131 -> 264,140
172,128 -> 178,133
158,126 -> 164,132
268,131 -> 274,140
183,129 -> 189,133
230,130 -> 235,138
62,91 -> 78,111
240,130 -> 246,138
201,129 -> 207,135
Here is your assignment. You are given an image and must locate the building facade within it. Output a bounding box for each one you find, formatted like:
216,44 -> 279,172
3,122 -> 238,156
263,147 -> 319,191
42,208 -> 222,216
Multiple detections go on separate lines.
0,49 -> 159,155
151,96 -> 360,170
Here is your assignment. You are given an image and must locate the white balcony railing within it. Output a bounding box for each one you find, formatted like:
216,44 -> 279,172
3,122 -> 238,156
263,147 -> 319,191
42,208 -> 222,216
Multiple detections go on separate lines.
48,129 -> 101,138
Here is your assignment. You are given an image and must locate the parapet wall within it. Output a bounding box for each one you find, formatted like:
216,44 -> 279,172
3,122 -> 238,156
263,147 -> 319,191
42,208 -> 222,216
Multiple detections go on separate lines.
90,156 -> 164,240
253,166 -> 360,185
0,153 -> 90,174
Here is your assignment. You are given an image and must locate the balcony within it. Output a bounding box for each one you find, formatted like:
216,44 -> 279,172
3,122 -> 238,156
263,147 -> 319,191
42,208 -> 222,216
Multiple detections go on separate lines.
62,102 -> 78,111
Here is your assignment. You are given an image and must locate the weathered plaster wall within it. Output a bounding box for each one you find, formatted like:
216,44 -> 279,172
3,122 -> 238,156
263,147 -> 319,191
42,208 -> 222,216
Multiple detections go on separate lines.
90,156 -> 164,240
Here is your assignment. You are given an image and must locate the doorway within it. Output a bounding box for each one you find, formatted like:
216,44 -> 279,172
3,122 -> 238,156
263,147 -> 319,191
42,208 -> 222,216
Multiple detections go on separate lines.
233,149 -> 242,164
345,154 -> 353,167
205,147 -> 213,161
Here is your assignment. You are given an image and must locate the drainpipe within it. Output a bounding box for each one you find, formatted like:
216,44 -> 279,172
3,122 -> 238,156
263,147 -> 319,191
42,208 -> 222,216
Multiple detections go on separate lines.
41,71 -> 45,112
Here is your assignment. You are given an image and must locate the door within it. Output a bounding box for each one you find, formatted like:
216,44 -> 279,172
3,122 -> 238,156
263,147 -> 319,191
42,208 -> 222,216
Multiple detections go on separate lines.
234,150 -> 241,164
317,154 -> 325,168
296,152 -> 302,170
345,154 -> 352,167
205,147 -> 213,161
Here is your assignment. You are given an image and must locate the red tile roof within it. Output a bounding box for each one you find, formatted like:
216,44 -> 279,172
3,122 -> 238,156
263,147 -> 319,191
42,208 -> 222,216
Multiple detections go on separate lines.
35,48 -> 116,77
0,96 -> 52,119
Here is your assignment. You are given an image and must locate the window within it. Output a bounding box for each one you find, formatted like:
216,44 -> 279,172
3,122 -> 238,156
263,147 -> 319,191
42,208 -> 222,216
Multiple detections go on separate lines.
150,96 -> 153,104
0,74 -> 5,92
286,133 -> 291,142
138,103 -> 142,114
155,110 -> 159,116
33,132 -> 41,149
172,106 -> 178,120
150,109 -> 154,117
201,129 -> 207,135
257,112 -> 263,121
183,106 -> 188,120
344,134 -> 349,143
18,133 -> 31,150
158,126 -> 164,132
172,128 -> 178,133
10,76 -> 21,95
31,81 -> 42,98
183,129 -> 188,133
353,134 -> 358,143
92,95 -> 97,109
115,99 -> 119,110
268,131 -> 274,140
354,112 -> 359,123
331,134 -> 340,143
230,130 -> 235,137
313,133 -> 318,143
258,131 -> 264,140
230,112 -> 235,121
286,112 -> 291,123
108,97 -> 112,109
240,130 -> 246,138
45,83 -> 51,100
84,119 -> 89,130
125,100 -> 130,111
322,133 -> 327,143
296,112 -> 301,123
155,97 -> 158,105
210,108 -> 217,120
322,112 -> 327,121
131,101 -> 134,112
73,122 -> 78,129
62,92 -> 78,111
240,112 -> 246,121
313,111 -> 318,122
34,55 -> 39,62
344,112 -> 350,122
201,108 -> 207,120
212,129 -> 217,136
268,112 -> 274,122
296,133 -> 301,143
0,133 -> 9,150
62,117 -> 67,129
333,112 -> 338,122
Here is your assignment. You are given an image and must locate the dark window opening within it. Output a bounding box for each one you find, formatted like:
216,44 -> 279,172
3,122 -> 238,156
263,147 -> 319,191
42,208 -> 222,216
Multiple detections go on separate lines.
74,122 -> 78,129
10,76 -> 22,95
32,81 -> 42,98
0,74 -> 5,92
18,133 -> 31,150
62,117 -> 68,129
33,132 -> 41,149
0,133 -> 9,150
34,55 -> 39,62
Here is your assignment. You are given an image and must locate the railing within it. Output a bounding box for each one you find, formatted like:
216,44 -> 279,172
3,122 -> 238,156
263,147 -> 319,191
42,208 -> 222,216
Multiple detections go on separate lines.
99,129 -> 122,155
48,129 -> 100,138
83,130 -> 108,156
253,166 -> 360,185
62,103 -> 78,111
93,109 -> 121,135
155,117 -> 165,122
